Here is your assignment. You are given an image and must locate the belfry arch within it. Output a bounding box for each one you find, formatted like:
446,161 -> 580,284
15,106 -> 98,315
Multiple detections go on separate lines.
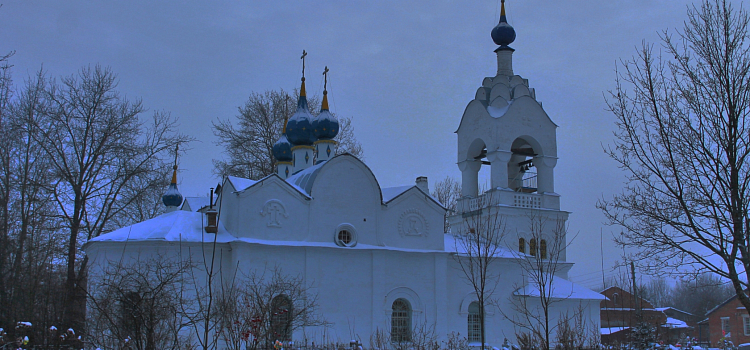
459,135 -> 555,198
459,138 -> 487,197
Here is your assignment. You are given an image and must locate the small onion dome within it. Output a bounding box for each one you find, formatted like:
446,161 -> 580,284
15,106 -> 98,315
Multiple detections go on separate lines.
313,92 -> 339,140
162,165 -> 183,207
491,0 -> 516,47
273,133 -> 293,162
286,80 -> 317,146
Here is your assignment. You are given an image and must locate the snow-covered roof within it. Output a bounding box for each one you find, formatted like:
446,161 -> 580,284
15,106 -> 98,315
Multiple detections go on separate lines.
286,160 -> 327,195
224,157 -> 445,210
182,196 -> 210,212
382,185 -> 447,210
655,307 -> 695,316
382,185 -> 413,202
514,276 -> 607,300
446,234 -> 520,259
705,292 -> 745,317
87,210 -> 453,254
87,210 -> 234,244
227,176 -> 258,192
600,327 -> 629,335
663,317 -> 690,329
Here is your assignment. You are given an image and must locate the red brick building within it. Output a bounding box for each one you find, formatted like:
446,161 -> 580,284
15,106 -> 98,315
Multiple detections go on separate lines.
600,287 -> 668,345
705,293 -> 750,346
656,307 -> 698,344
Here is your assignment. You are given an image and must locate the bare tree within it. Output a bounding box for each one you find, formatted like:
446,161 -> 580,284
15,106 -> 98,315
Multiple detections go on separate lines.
216,266 -> 325,350
555,305 -> 599,350
86,255 -> 194,350
451,193 -> 507,350
27,65 -> 191,330
599,0 -> 750,313
2,69 -> 66,338
0,65 -> 72,344
506,214 -> 573,350
669,273 -> 734,316
183,232 -> 225,350
637,277 -> 672,309
431,176 -> 461,232
213,88 -> 363,180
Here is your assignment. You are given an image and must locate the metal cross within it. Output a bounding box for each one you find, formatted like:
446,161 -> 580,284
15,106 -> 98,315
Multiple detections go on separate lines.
301,50 -> 307,78
322,66 -> 329,92
173,144 -> 179,168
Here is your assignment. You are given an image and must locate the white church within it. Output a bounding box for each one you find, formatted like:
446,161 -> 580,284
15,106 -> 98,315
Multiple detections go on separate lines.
84,3 -> 604,348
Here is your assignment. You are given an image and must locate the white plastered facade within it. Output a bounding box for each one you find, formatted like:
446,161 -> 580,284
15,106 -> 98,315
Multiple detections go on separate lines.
84,28 -> 604,349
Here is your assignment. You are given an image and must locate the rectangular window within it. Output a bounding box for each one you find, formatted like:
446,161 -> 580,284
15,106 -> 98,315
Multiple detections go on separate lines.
744,315 -> 750,336
722,317 -> 731,335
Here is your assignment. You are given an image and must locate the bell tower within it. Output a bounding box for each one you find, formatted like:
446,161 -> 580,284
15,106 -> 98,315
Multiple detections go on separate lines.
455,0 -> 559,211
450,1 -> 568,265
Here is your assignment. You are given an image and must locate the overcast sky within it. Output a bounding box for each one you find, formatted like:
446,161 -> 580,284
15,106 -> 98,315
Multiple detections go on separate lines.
1,0 -> 704,288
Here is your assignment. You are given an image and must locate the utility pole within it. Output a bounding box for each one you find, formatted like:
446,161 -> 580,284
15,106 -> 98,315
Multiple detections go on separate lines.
631,261 -> 642,322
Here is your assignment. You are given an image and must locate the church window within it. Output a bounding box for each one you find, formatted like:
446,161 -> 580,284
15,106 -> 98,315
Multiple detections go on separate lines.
529,239 -> 537,257
518,238 -> 525,253
391,298 -> 411,342
334,224 -> 357,247
271,295 -> 293,341
540,239 -> 547,259
119,291 -> 142,338
611,293 -> 619,306
468,301 -> 481,343
338,230 -> 352,245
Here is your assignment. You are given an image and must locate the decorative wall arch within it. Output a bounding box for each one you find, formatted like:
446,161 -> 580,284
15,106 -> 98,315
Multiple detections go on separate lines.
384,287 -> 424,320
458,292 -> 495,316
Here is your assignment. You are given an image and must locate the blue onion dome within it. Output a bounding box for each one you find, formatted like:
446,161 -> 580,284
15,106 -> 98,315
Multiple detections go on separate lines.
273,119 -> 293,162
491,0 -> 516,47
162,165 -> 183,207
285,79 -> 317,146
313,91 -> 339,140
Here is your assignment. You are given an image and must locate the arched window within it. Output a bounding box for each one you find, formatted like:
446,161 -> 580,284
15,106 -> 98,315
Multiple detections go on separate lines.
518,238 -> 525,253
467,302 -> 481,343
529,238 -> 537,257
271,295 -> 293,341
391,298 -> 411,342
540,239 -> 547,259
612,293 -> 620,306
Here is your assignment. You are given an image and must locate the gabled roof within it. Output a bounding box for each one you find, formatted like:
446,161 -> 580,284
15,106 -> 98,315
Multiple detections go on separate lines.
382,185 -> 446,210
226,176 -> 258,192
182,196 -> 210,212
225,173 -> 311,200
706,292 -> 743,317
382,185 -> 413,202
654,307 -> 695,317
